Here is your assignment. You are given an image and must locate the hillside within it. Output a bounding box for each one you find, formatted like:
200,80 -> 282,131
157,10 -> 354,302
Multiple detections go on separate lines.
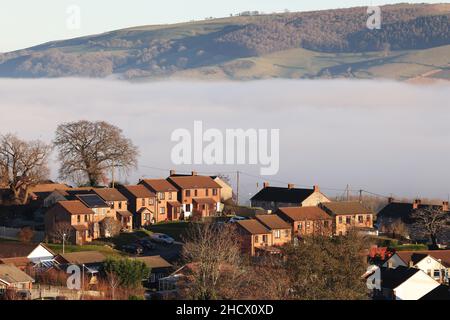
0,3 -> 449,81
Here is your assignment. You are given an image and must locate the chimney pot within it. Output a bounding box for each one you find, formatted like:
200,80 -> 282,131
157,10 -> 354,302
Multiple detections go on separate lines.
413,199 -> 421,210
388,197 -> 394,204
263,182 -> 269,188
313,185 -> 320,192
443,201 -> 449,212
169,170 -> 176,176
191,171 -> 197,176
288,183 -> 295,189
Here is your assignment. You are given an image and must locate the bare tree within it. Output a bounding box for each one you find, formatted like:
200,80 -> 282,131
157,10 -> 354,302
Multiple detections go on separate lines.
54,121 -> 138,186
0,134 -> 52,203
105,270 -> 121,300
101,217 -> 122,238
380,218 -> 409,239
412,207 -> 450,248
180,223 -> 243,300
51,222 -> 73,243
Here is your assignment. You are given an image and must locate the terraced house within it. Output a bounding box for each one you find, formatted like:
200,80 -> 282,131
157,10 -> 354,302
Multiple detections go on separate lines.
94,188 -> 133,232
319,201 -> 374,236
167,171 -> 222,219
276,206 -> 333,237
139,178 -> 181,221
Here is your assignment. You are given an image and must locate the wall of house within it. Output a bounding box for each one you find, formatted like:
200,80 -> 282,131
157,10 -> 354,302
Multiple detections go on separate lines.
394,271 -> 439,300
415,256 -> 450,283
271,228 -> 291,246
155,191 -> 178,222
180,188 -> 221,217
301,192 -> 330,206
382,254 -> 407,269
214,178 -> 233,202
252,233 -> 273,255
334,214 -> 373,236
296,219 -> 333,237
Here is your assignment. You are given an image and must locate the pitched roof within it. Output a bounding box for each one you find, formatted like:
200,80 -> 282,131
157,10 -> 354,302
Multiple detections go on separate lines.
0,257 -> 31,267
134,255 -> 173,269
277,206 -> 332,221
0,264 -> 34,284
76,194 -> 109,208
396,250 -> 450,268
57,200 -> 93,215
192,197 -> 216,205
380,266 -> 421,289
28,183 -> 70,193
57,251 -> 106,265
237,219 -> 270,235
120,185 -> 155,199
255,214 -> 291,230
168,175 -> 222,189
140,179 -> 178,192
250,186 -> 315,203
320,201 -> 373,215
420,285 -> 450,300
93,188 -> 128,202
0,242 -> 39,258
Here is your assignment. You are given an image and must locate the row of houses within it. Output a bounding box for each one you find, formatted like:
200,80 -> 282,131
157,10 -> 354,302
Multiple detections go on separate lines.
37,171 -> 231,245
235,183 -> 376,256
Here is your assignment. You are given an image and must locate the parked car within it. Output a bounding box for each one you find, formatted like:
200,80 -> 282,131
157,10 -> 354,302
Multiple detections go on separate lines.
137,238 -> 156,250
150,233 -> 175,244
228,216 -> 248,223
121,244 -> 144,255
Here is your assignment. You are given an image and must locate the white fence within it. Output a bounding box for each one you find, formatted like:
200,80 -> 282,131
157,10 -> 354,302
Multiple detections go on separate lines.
0,226 -> 45,242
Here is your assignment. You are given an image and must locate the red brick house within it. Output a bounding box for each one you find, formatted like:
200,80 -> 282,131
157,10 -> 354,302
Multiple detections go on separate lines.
276,206 -> 333,237
94,188 -> 132,232
167,171 -> 222,219
236,219 -> 275,256
255,214 -> 292,246
117,185 -> 156,228
139,179 -> 181,221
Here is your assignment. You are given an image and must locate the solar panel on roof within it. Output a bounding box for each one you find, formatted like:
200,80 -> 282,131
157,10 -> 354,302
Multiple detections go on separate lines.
77,194 -> 108,208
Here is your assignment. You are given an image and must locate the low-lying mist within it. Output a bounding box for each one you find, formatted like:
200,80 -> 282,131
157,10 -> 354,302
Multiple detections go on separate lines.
0,78 -> 449,202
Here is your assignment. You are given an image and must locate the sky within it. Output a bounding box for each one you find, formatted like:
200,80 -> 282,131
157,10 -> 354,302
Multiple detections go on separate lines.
0,78 -> 449,203
0,0 -> 445,52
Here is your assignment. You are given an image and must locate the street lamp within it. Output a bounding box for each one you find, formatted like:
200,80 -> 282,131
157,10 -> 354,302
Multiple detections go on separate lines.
62,233 -> 66,254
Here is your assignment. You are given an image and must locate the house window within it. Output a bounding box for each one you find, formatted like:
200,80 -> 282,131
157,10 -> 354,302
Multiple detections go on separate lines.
85,214 -> 88,222
433,270 -> 441,278
141,198 -> 146,206
150,198 -> 154,205
298,222 -> 302,230
262,235 -> 268,243
206,189 -> 209,196
160,207 -> 165,214
358,216 -> 363,223
194,190 -> 198,197
186,204 -> 191,212
254,235 -> 259,243
118,202 -> 122,210
284,229 -> 289,237
77,215 -> 81,223
168,193 -> 172,200
213,189 -> 217,196
338,216 -> 343,224
186,190 -> 191,197
274,230 -> 281,239
366,215 -> 371,221
306,221 -> 310,228
346,216 -> 351,224
159,192 -> 165,200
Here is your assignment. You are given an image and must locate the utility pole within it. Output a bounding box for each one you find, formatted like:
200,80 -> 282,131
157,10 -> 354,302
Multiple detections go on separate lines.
111,161 -> 115,188
236,170 -> 240,206
359,189 -> 363,203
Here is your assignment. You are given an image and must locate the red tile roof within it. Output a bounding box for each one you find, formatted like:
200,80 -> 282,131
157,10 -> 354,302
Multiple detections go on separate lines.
168,175 -> 221,189
140,179 -> 178,192
277,206 -> 332,221
237,219 -> 270,235
58,200 -> 93,215
255,214 -> 291,230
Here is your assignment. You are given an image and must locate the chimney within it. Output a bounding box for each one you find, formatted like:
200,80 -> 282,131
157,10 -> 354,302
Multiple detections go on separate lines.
313,185 -> 320,192
191,171 -> 197,176
263,182 -> 269,188
413,199 -> 421,210
169,169 -> 176,176
288,183 -> 295,189
388,197 -> 394,204
443,201 -> 449,212
409,261 -> 414,268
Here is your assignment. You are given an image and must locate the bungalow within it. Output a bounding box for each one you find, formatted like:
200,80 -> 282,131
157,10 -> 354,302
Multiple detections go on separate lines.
236,219 -> 274,256
0,264 -> 35,297
133,255 -> 173,288
117,185 -> 156,228
167,172 -> 222,219
250,183 -> 330,212
139,178 -> 181,222
319,201 -> 374,236
276,206 -> 333,238
55,251 -> 106,287
255,214 -> 292,246
94,188 -> 132,232
383,250 -> 450,284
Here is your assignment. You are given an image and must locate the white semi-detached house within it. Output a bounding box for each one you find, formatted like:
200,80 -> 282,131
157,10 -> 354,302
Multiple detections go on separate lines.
383,250 -> 450,284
